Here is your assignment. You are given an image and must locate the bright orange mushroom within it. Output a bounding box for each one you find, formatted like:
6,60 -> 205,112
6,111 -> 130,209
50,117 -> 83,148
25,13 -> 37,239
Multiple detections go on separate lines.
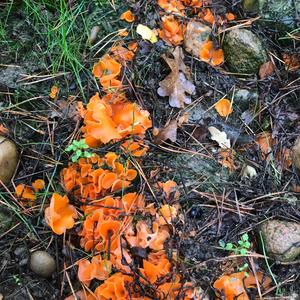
213,271 -> 271,300
77,255 -> 112,286
157,0 -> 185,15
15,184 -> 36,201
120,10 -> 135,23
32,179 -> 45,191
214,98 -> 233,117
199,40 -> 224,66
44,193 -> 78,235
159,15 -> 184,46
92,55 -> 122,88
94,272 -> 133,300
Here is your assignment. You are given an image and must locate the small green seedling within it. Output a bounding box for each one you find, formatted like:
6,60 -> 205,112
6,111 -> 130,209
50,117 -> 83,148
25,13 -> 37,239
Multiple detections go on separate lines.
219,233 -> 251,255
65,139 -> 93,162
219,233 -> 251,275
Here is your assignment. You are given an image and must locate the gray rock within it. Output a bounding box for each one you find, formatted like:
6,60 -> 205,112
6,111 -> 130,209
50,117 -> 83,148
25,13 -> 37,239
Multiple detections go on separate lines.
174,153 -> 232,191
30,251 -> 56,278
243,0 -> 299,33
259,220 -> 300,262
223,29 -> 267,74
234,88 -> 258,111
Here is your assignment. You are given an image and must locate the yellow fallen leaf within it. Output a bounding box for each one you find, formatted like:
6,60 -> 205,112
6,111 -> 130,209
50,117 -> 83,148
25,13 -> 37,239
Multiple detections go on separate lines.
136,24 -> 157,43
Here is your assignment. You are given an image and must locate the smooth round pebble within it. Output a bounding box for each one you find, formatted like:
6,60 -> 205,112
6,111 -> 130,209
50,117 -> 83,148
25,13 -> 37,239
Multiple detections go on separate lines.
30,251 -> 56,278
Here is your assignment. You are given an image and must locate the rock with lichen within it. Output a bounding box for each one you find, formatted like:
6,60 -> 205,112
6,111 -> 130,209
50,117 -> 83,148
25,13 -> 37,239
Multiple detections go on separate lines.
223,29 -> 267,74
243,0 -> 300,33
259,220 -> 300,262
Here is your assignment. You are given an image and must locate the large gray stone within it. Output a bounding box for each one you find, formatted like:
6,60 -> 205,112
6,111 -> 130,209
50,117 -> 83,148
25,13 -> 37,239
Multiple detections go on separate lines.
223,29 -> 267,74
259,220 -> 300,262
243,0 -> 300,33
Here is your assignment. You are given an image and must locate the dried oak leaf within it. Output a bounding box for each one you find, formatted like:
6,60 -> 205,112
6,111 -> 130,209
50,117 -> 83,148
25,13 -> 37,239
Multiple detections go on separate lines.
208,126 -> 230,148
259,61 -> 274,79
157,47 -> 195,108
154,119 -> 178,144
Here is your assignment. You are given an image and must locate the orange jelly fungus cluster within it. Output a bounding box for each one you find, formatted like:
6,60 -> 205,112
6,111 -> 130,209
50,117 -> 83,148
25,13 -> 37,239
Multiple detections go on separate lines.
15,179 -> 45,202
213,271 -> 271,300
157,0 -> 235,66
61,152 -> 138,200
42,38 -> 202,299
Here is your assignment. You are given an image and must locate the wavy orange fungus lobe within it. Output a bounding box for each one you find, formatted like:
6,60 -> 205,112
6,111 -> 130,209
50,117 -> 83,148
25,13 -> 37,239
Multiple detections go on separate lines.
77,255 -> 112,286
44,193 -> 78,235
61,153 -> 137,201
32,179 -> 45,191
121,139 -> 149,157
214,271 -> 271,300
81,93 -> 151,146
15,184 -> 36,201
157,0 -> 185,15
92,55 -> 122,88
199,40 -> 224,66
214,98 -> 233,117
120,10 -> 135,23
159,15 -> 185,46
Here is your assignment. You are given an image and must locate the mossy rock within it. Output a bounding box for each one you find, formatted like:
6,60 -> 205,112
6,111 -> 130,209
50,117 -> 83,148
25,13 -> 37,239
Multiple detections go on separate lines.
223,29 -> 267,74
243,0 -> 299,33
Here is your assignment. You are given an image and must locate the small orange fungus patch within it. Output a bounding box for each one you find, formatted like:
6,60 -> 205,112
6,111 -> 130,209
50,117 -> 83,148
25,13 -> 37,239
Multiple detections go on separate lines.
199,40 -> 224,66
158,180 -> 180,201
121,140 -> 149,157
49,85 -> 59,99
214,271 -> 271,300
214,98 -> 233,117
159,15 -> 184,46
92,55 -> 122,89
61,153 -> 137,200
32,179 -> 45,191
44,193 -> 78,235
94,272 -> 133,300
77,255 -> 112,286
157,0 -> 185,15
120,10 -> 135,23
15,184 -> 36,201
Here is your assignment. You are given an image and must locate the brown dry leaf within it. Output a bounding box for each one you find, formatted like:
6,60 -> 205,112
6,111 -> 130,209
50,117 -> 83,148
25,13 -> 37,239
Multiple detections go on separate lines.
259,61 -> 275,79
157,47 -> 195,108
178,112 -> 189,126
154,119 -> 178,145
283,53 -> 300,72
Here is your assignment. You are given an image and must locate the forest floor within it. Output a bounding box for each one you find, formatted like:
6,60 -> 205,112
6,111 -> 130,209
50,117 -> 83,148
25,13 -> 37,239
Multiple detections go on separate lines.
0,0 -> 299,299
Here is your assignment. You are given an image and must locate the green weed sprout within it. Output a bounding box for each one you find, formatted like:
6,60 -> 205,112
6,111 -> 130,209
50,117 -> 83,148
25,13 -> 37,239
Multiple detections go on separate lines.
219,233 -> 251,255
65,139 -> 93,162
219,233 -> 251,274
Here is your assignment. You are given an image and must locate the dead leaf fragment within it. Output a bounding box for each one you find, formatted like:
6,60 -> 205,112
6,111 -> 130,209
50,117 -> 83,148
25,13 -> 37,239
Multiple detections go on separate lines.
283,53 -> 300,72
208,126 -> 230,148
157,47 -> 195,108
259,61 -> 274,79
154,119 -> 178,145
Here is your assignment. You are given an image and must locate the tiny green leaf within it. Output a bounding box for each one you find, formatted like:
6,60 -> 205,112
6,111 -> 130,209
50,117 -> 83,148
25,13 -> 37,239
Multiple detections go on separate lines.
243,241 -> 251,249
219,240 -> 226,248
242,233 -> 249,241
225,243 -> 233,250
240,248 -> 247,255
